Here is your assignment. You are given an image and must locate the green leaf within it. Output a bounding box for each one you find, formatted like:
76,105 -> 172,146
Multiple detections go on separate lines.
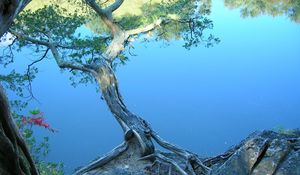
29,109 -> 40,115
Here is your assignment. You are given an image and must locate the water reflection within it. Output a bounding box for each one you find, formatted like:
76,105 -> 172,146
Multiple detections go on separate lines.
224,0 -> 300,23
1,0 -> 299,173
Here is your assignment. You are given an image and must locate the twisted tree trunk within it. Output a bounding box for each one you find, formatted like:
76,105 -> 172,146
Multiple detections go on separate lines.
0,0 -> 31,37
95,62 -> 155,156
76,61 -> 211,175
0,1 -> 38,174
73,2 -> 212,173
0,86 -> 38,175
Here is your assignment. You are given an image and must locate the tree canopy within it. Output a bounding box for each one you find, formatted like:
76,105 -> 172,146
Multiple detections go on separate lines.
225,0 -> 300,23
2,0 -> 219,90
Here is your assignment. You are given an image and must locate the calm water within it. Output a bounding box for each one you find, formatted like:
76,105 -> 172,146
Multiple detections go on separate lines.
2,0 -> 300,173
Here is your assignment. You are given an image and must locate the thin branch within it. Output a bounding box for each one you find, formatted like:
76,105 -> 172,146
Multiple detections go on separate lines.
128,45 -> 137,56
100,0 -> 110,5
106,0 -> 124,12
10,29 -> 98,74
26,48 -> 49,102
56,43 -> 80,49
126,18 -> 168,36
0,39 -> 15,67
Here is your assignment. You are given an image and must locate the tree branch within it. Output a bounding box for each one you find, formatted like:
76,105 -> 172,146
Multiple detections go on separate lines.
106,0 -> 124,12
10,30 -> 97,74
26,48 -> 49,101
126,18 -> 168,36
48,44 -> 97,74
85,0 -> 121,36
85,0 -> 107,17
9,30 -> 50,47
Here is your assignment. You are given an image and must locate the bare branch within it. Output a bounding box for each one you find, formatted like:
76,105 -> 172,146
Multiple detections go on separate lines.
26,48 -> 49,101
0,38 -> 16,67
106,0 -> 124,12
126,18 -> 169,36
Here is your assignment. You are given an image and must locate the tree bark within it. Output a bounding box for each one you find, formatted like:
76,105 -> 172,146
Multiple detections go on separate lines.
0,86 -> 38,175
0,0 -> 31,37
95,62 -> 155,156
0,1 -> 38,174
76,61 -> 211,174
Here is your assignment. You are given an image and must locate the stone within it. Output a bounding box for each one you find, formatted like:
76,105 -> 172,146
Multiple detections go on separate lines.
210,130 -> 300,175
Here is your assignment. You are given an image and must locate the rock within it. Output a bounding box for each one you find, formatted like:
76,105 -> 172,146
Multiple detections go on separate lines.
210,130 -> 300,175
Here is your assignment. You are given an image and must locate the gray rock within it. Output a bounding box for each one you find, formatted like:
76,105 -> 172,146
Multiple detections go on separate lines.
210,130 -> 300,175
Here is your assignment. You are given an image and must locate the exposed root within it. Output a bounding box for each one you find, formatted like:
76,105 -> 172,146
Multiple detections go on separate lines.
140,151 -> 188,175
75,126 -> 210,175
150,130 -> 211,175
74,142 -> 128,175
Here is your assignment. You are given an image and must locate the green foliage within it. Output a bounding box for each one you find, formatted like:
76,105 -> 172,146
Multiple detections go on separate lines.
0,70 -> 35,97
10,4 -> 105,86
84,0 -> 219,49
225,0 -> 300,23
29,109 -> 41,115
13,111 -> 64,175
274,125 -> 295,135
116,0 -> 219,49
37,161 -> 64,175
0,69 -> 38,113
12,5 -> 85,47
7,0 -> 219,87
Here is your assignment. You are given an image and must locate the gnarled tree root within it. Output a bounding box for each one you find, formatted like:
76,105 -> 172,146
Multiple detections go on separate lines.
150,131 -> 211,175
74,142 -> 128,174
74,128 -> 210,175
0,86 -> 39,175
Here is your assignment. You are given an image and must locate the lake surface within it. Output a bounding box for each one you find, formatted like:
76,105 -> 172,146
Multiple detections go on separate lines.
2,0 -> 300,173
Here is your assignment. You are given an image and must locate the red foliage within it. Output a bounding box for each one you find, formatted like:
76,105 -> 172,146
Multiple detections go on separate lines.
22,113 -> 57,132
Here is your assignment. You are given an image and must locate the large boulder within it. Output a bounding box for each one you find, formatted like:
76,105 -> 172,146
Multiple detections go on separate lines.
209,130 -> 300,175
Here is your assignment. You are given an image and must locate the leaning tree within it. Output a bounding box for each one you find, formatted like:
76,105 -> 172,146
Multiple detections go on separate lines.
3,0 -> 220,174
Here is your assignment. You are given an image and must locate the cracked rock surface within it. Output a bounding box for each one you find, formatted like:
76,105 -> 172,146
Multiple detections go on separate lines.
210,130 -> 300,175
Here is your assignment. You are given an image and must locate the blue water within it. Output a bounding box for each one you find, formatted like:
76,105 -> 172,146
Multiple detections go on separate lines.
2,0 -> 300,173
